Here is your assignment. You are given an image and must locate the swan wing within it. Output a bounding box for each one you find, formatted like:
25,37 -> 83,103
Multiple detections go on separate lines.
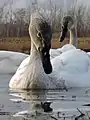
51,49 -> 90,87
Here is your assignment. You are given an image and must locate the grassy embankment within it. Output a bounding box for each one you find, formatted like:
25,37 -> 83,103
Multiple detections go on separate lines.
0,35 -> 90,53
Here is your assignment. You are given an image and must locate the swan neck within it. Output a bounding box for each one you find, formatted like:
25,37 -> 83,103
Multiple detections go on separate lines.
30,40 -> 39,56
69,26 -> 77,48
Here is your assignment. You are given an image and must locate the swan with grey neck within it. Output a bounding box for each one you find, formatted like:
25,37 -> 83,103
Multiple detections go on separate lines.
50,16 -> 77,59
9,12 -> 65,90
60,16 -> 77,48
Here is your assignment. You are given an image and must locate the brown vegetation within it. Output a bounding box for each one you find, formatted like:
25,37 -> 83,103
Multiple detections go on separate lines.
0,37 -> 90,53
0,37 -> 30,53
52,37 -> 90,49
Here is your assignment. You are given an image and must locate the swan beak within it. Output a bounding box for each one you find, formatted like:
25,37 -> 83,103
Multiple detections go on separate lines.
59,26 -> 68,42
39,43 -> 52,74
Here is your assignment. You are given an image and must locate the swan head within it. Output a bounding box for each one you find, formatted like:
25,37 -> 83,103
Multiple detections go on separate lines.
29,12 -> 52,74
59,16 -> 74,42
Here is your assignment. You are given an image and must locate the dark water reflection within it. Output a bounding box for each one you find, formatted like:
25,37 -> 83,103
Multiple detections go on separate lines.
0,75 -> 90,119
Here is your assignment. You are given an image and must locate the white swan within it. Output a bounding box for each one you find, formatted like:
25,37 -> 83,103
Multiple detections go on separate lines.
50,44 -> 76,59
50,16 -> 77,59
51,16 -> 90,88
10,89 -> 54,119
9,12 -> 65,90
60,16 -> 78,48
0,51 -> 28,74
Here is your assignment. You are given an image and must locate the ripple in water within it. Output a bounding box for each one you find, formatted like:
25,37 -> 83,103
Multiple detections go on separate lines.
0,76 -> 90,119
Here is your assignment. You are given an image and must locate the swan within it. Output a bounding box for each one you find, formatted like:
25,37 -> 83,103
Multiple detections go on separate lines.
50,16 -> 77,59
9,12 -> 65,90
0,51 -> 28,74
60,16 -> 78,48
10,89 -> 54,120
50,44 -> 76,59
56,16 -> 77,54
51,16 -> 90,88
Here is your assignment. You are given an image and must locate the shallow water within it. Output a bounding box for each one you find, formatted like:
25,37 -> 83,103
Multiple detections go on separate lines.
0,75 -> 90,120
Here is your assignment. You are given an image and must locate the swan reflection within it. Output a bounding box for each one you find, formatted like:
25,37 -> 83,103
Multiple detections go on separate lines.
9,88 -> 90,120
9,89 -> 54,120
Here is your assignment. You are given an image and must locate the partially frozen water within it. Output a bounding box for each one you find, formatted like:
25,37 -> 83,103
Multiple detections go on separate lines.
0,75 -> 90,120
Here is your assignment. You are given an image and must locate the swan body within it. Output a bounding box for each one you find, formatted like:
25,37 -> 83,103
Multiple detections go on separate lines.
9,51 -> 65,89
87,52 -> 90,57
50,44 -> 76,59
57,44 -> 76,53
50,48 -> 62,59
0,51 -> 28,74
51,49 -> 90,88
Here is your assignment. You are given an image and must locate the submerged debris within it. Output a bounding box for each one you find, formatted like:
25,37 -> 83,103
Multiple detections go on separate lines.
41,102 -> 53,112
75,108 -> 89,120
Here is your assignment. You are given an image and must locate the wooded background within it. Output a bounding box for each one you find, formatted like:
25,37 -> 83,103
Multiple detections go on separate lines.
0,0 -> 90,38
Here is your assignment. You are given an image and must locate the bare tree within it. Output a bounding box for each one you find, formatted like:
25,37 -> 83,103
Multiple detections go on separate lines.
0,0 -> 89,37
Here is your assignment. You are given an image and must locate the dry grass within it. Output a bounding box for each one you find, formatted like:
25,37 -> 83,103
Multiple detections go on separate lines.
0,37 -> 90,53
0,37 -> 31,53
52,37 -> 90,49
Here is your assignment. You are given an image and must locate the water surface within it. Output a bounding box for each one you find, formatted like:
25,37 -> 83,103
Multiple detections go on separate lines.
0,75 -> 90,120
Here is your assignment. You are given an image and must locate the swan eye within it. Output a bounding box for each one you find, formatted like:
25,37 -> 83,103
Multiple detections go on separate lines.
37,32 -> 42,38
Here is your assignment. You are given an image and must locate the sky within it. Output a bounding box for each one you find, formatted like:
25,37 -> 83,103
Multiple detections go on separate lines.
26,0 -> 90,8
0,0 -> 90,10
